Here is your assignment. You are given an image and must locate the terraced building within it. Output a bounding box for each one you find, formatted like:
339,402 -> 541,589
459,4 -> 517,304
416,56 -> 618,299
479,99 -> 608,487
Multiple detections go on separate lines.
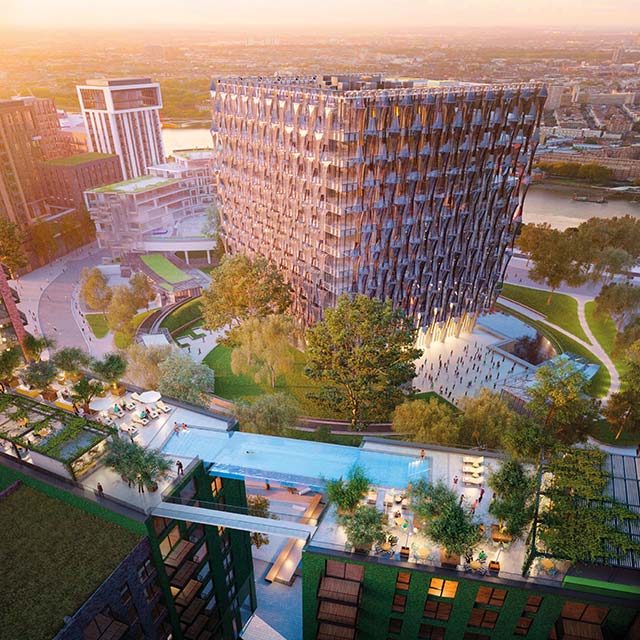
211,75 -> 545,341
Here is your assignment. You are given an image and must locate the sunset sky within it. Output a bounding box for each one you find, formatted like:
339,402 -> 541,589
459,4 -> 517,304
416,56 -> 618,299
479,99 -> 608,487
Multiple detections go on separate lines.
3,0 -> 639,30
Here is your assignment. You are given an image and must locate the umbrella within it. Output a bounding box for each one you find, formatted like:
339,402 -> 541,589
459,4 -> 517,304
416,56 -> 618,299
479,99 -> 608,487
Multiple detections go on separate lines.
139,390 -> 161,404
89,396 -> 113,411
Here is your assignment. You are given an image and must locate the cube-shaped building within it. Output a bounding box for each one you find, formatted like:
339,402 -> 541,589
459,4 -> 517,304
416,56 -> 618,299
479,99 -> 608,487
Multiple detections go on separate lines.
211,75 -> 545,340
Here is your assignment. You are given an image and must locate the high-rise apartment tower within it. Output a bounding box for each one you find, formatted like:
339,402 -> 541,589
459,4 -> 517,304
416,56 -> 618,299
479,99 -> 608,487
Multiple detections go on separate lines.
77,78 -> 165,180
211,75 -> 545,341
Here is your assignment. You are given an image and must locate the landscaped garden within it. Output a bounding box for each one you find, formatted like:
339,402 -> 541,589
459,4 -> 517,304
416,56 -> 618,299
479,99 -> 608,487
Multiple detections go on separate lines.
141,254 -> 190,284
86,313 -> 108,338
500,283 -> 590,343
584,301 -> 628,379
159,297 -> 203,335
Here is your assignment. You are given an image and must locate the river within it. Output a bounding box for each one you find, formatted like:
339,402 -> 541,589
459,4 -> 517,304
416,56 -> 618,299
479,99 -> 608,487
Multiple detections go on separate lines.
162,128 -> 640,230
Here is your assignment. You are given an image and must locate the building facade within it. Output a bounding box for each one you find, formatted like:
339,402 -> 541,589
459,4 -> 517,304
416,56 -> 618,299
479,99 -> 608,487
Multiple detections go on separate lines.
85,149 -> 216,256
45,152 -> 123,211
0,265 -> 28,360
77,78 -> 165,180
211,75 -> 545,339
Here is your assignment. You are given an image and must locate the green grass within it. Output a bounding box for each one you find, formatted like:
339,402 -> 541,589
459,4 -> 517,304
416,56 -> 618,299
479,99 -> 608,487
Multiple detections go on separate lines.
501,283 -> 590,343
496,303 -> 610,398
584,301 -> 628,380
0,485 -> 141,640
113,309 -> 157,349
141,254 -> 189,284
413,391 -> 459,411
283,428 -> 363,447
85,313 -> 108,338
590,418 -> 639,447
203,344 -> 338,418
160,297 -> 203,334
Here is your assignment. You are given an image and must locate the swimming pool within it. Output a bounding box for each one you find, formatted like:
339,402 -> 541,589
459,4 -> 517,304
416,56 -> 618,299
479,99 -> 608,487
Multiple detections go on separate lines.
162,428 -> 429,489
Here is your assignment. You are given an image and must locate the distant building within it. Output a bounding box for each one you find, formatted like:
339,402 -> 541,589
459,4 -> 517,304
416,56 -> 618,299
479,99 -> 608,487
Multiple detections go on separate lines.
85,149 -> 216,260
612,47 -> 625,64
212,74 -> 545,341
58,111 -> 89,155
545,84 -> 564,111
45,152 -> 123,211
77,78 -> 165,180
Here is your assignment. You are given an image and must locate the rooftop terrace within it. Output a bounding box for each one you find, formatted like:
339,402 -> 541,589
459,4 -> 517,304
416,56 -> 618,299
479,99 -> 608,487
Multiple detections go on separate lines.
45,152 -> 117,167
87,174 -> 178,194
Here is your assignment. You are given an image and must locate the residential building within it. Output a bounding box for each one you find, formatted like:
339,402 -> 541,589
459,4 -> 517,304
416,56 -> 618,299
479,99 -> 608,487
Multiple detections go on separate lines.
77,78 -> 166,180
545,84 -> 564,111
211,75 -> 545,341
45,152 -> 123,211
84,149 -> 216,260
59,111 -> 90,154
0,265 -> 28,360
0,458 -> 255,640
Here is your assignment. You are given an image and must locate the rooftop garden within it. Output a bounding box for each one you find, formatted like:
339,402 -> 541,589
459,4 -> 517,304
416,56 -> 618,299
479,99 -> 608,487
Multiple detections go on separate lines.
141,254 -> 190,284
45,152 -> 116,167
0,484 -> 140,640
90,175 -> 178,194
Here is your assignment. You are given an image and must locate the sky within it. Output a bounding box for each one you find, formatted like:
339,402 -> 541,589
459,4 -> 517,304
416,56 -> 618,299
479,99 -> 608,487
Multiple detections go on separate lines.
2,0 -> 640,31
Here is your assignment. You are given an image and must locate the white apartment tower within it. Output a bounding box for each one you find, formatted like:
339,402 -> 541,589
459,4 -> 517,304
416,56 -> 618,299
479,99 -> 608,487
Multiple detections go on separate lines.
77,78 -> 165,180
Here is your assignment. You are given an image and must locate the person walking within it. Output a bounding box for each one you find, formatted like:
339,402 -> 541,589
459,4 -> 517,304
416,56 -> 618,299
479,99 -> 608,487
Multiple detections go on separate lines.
459,493 -> 465,506
96,482 -> 104,498
478,486 -> 485,503
176,460 -> 184,476
471,499 -> 478,514
453,475 -> 458,487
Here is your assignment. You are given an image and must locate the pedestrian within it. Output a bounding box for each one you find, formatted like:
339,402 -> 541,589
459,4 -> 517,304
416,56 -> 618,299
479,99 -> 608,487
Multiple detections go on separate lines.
479,486 -> 485,503
198,348 -> 201,355
96,482 -> 104,498
453,475 -> 458,487
471,499 -> 478,514
459,493 -> 465,506
176,460 -> 184,476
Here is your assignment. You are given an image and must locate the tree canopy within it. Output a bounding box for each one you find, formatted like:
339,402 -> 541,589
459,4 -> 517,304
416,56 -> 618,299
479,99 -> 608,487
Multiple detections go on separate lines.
201,254 -> 292,331
129,272 -> 155,310
233,393 -> 300,436
391,398 -> 459,445
106,285 -> 138,337
604,340 -> 640,440
0,218 -> 27,276
92,352 -> 127,389
594,283 -> 640,333
305,294 -> 422,429
52,347 -> 90,375
125,343 -> 171,390
458,390 -> 519,449
80,267 -> 112,317
158,351 -> 215,407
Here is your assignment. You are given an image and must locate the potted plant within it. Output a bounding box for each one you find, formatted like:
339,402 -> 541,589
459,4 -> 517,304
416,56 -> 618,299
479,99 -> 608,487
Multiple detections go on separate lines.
70,378 -> 104,413
105,437 -> 172,492
22,360 -> 57,398
0,347 -> 22,391
342,505 -> 386,553
52,347 -> 90,382
23,334 -> 55,361
325,464 -> 371,515
92,352 -> 127,396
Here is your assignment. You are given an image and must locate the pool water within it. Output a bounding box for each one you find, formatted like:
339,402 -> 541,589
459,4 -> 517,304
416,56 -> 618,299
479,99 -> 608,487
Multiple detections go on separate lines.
162,429 -> 429,489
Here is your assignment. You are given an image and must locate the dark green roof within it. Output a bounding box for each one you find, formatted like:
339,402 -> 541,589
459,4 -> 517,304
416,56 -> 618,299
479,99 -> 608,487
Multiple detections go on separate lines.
45,152 -> 118,167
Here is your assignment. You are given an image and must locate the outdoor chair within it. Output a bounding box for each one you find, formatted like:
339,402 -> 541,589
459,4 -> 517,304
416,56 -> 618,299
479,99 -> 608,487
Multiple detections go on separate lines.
148,408 -> 159,419
124,400 -> 136,412
132,414 -> 149,426
131,392 -> 142,403
156,401 -> 172,413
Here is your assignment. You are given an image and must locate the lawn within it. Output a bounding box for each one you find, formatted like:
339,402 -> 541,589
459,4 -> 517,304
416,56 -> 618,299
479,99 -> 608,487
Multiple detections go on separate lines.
160,297 -> 203,334
584,301 -> 628,380
496,303 -> 610,398
0,485 -> 140,640
85,313 -> 108,338
114,309 -> 157,349
203,344 -> 340,418
413,391 -> 458,411
501,283 -> 590,343
141,254 -> 189,284
590,418 -> 638,447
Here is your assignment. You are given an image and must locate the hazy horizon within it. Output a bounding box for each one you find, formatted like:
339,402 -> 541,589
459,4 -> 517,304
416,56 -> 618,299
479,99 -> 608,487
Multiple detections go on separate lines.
3,0 -> 640,31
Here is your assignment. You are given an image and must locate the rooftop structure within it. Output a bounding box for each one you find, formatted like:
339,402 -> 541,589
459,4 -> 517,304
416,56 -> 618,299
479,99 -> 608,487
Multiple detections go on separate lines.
77,77 -> 165,180
212,75 -> 545,340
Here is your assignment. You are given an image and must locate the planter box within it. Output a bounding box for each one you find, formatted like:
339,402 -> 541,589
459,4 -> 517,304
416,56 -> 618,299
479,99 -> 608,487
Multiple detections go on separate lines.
112,384 -> 126,397
41,388 -> 58,402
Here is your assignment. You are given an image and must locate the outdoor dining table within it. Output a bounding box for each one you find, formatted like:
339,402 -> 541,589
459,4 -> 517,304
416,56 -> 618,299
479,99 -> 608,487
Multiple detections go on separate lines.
417,547 -> 429,560
381,542 -> 392,552
470,560 -> 482,571
540,558 -> 554,572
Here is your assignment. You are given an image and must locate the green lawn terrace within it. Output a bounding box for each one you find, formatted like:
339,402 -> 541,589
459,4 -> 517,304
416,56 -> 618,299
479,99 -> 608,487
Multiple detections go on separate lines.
0,393 -> 112,480
44,151 -> 118,167
0,479 -> 141,640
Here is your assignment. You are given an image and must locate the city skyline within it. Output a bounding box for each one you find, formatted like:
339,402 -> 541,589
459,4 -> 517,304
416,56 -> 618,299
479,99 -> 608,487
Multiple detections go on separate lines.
3,0 -> 640,30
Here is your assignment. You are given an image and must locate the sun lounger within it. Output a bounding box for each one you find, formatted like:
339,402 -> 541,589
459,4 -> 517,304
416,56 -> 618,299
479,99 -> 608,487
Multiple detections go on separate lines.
367,489 -> 378,505
131,414 -> 149,426
463,464 -> 485,475
463,475 -> 484,486
463,456 -> 484,466
111,405 -> 124,416
124,400 -> 136,411
383,492 -> 394,507
98,412 -> 114,426
147,408 -> 159,419
156,400 -> 172,413
119,423 -> 138,436
131,392 -> 142,403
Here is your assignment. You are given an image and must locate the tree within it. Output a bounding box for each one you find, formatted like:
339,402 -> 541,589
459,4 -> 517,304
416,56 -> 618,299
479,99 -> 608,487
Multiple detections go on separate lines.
201,254 -> 292,331
70,377 -> 103,408
129,272 -> 155,310
615,317 -> 640,355
158,351 -> 215,407
604,341 -> 640,440
246,495 -> 278,548
487,459 -> 536,539
0,218 -> 27,276
92,352 -> 127,391
410,480 -> 481,556
526,361 -> 600,450
125,343 -> 171,389
234,393 -> 300,436
539,447 -> 640,564
229,315 -> 297,388
305,294 -> 422,429
524,225 -> 584,304
459,390 -> 519,449
106,285 -> 138,337
0,347 -> 22,382
577,163 -> 612,183
80,267 -> 112,318
325,464 -> 371,515
22,360 -> 57,390
391,398 -> 459,445
594,283 -> 640,333
105,437 -> 172,492
23,334 -> 55,361
52,347 -> 90,377
341,505 -> 386,551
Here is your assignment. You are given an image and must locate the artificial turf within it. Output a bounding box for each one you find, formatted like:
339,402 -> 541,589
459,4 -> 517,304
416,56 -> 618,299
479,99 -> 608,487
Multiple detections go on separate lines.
501,283 -> 590,343
141,254 -> 189,284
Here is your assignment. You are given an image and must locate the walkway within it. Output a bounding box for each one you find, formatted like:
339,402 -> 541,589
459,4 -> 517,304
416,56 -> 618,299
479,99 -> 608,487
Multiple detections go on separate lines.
500,281 -> 620,399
